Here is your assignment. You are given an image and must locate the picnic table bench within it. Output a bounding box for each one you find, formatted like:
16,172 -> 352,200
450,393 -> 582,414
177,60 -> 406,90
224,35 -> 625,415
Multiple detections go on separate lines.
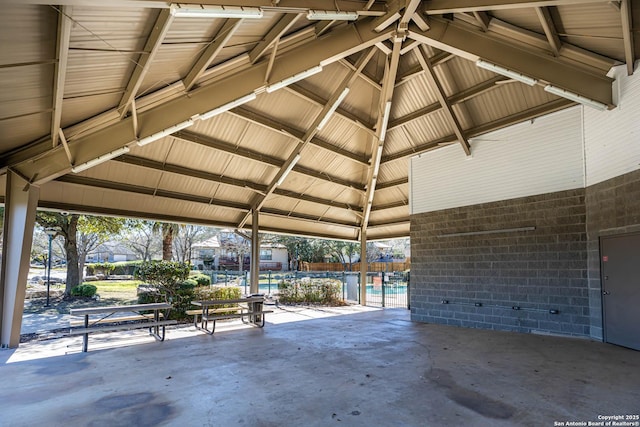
190,296 -> 273,334
69,303 -> 176,352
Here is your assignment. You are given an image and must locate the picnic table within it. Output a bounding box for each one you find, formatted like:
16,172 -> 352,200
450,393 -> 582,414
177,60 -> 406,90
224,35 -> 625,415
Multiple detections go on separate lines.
69,302 -> 176,352
190,296 -> 272,334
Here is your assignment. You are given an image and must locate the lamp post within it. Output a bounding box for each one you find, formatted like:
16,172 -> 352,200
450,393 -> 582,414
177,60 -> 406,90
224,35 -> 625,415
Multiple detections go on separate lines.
44,227 -> 58,307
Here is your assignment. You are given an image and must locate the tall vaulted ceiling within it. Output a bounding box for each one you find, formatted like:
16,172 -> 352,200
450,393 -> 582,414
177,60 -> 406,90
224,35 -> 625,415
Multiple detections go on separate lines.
0,1 -> 637,240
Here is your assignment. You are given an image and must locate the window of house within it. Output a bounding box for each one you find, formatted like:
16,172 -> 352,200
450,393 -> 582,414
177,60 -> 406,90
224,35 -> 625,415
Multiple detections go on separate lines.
260,249 -> 272,260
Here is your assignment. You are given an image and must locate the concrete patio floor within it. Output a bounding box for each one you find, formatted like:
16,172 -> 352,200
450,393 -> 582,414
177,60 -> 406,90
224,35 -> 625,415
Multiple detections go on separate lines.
1,306 -> 639,427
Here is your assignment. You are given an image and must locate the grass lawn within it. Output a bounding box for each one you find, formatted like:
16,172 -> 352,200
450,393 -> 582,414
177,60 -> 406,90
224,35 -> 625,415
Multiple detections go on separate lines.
24,280 -> 143,315
89,280 -> 142,303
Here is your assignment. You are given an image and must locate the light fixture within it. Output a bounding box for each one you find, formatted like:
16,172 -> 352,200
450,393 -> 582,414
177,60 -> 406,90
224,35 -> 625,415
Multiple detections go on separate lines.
317,87 -> 350,130
200,93 -> 257,121
307,10 -> 358,21
266,66 -> 323,93
475,60 -> 538,86
379,101 -> 392,142
543,85 -> 608,111
136,119 -> 196,147
170,4 -> 263,19
71,146 -> 130,173
276,154 -> 301,186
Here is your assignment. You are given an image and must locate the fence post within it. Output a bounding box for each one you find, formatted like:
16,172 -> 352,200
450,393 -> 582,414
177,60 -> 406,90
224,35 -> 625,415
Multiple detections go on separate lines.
381,272 -> 385,308
268,270 -> 272,295
357,273 -> 360,304
342,271 -> 346,301
224,269 -> 228,286
407,271 -> 410,310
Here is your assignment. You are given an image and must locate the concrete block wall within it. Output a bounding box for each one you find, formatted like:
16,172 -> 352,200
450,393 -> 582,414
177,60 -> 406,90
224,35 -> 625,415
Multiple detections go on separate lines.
410,188 -> 589,337
585,168 -> 640,340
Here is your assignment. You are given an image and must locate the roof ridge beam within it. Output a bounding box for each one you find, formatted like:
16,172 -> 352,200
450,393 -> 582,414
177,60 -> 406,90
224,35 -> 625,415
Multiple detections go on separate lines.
5,17 -> 394,185
408,17 -> 613,106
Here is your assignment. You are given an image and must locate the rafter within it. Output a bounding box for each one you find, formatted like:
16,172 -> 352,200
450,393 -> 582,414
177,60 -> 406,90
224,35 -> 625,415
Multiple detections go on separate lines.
183,18 -> 243,91
473,11 -> 491,31
408,17 -> 613,106
382,98 -> 573,163
388,76 -> 506,131
361,35 -> 402,233
250,13 -> 302,64
3,18 -> 394,185
535,7 -> 562,56
395,51 -> 453,88
423,0 -> 607,14
56,175 -> 250,212
118,9 -> 174,118
114,154 -> 363,212
230,107 -> 370,166
51,5 -> 72,147
285,85 -> 377,138
620,0 -> 635,75
173,130 -> 366,191
415,45 -> 471,155
237,48 -> 376,228
18,0 -> 388,13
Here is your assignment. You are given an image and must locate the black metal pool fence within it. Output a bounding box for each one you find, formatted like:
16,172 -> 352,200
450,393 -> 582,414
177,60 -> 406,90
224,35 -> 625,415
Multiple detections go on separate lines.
200,270 -> 410,309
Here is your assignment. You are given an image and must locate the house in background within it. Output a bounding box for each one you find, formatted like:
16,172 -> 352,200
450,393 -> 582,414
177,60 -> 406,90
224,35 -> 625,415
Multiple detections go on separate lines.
86,242 -> 137,263
191,236 -> 288,271
259,243 -> 288,271
191,236 -> 221,270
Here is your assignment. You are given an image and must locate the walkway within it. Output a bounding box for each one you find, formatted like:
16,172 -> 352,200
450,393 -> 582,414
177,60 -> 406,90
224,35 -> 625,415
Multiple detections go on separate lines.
2,307 -> 639,426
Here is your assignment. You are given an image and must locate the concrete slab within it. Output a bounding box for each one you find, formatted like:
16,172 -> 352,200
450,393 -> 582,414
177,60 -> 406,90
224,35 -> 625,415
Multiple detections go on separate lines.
1,307 -> 639,427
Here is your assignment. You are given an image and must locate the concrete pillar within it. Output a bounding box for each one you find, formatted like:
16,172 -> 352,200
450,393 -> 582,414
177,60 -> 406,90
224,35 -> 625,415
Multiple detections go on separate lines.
360,230 -> 367,306
250,210 -> 260,294
1,171 -> 40,348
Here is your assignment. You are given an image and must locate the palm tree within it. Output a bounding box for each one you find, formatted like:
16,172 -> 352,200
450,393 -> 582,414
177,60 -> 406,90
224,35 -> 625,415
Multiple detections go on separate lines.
152,222 -> 182,261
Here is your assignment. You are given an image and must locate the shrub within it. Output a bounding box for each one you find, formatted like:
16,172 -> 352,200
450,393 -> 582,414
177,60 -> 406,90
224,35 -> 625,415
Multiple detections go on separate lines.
190,274 -> 211,286
135,261 -> 191,319
86,261 -> 143,276
194,285 -> 241,301
278,278 -> 343,305
70,284 -> 98,298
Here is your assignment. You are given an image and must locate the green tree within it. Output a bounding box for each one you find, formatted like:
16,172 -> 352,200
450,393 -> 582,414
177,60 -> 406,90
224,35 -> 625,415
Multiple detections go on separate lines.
35,212 -> 127,294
